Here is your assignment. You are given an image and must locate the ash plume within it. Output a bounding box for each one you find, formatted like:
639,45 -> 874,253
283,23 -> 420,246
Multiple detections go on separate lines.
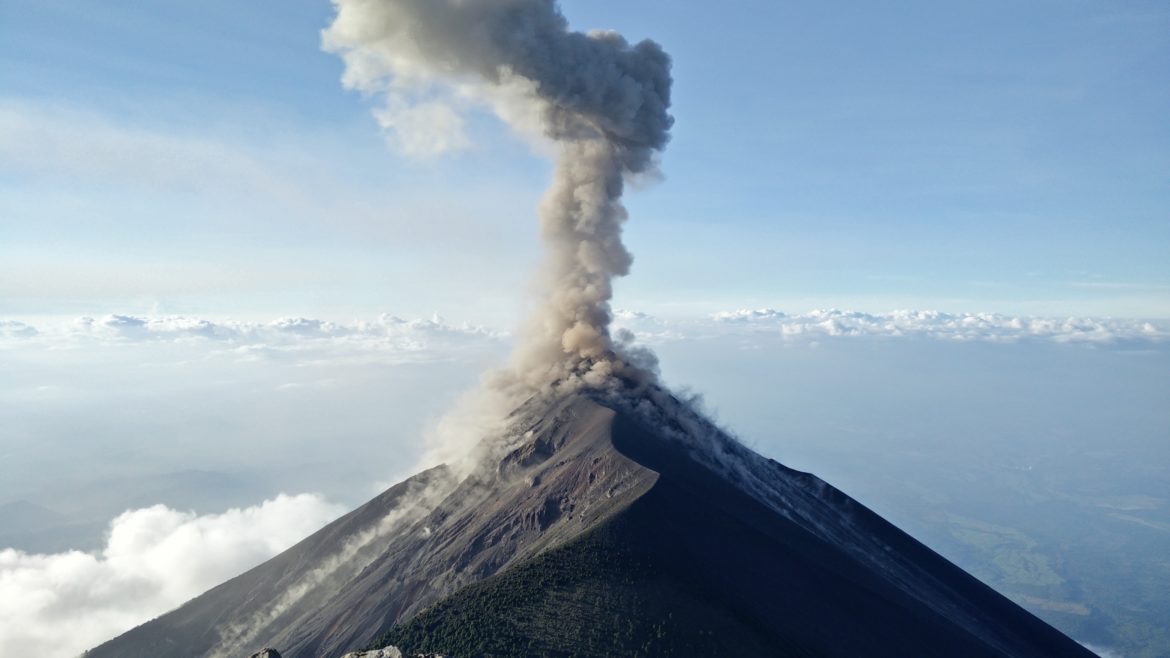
323,0 -> 673,396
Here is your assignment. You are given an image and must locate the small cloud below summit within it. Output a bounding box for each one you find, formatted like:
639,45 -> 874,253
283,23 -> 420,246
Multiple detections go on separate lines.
0,494 -> 344,658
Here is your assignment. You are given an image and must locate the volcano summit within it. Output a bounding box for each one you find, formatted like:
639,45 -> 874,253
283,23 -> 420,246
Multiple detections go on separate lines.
89,381 -> 1093,657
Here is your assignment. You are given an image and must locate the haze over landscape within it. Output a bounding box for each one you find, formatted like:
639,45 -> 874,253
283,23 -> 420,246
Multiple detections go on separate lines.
2,1 -> 1168,657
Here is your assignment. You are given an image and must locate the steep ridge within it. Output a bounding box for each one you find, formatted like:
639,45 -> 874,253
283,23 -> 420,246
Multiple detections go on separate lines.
607,395 -> 1092,656
88,389 -> 1094,657
87,395 -> 660,657
264,396 -> 657,657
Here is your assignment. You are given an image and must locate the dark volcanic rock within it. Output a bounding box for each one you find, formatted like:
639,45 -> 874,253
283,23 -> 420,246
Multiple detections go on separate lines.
89,389 -> 1095,658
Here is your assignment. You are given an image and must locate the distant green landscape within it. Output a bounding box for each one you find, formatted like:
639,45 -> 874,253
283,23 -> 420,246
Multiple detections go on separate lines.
816,441 -> 1170,658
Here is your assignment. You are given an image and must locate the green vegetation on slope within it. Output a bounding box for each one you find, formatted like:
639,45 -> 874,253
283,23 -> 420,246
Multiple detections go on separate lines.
367,522 -> 815,658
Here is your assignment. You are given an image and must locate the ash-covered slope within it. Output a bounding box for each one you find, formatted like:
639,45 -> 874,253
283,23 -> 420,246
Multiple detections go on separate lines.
88,388 -> 1093,658
88,394 -> 660,658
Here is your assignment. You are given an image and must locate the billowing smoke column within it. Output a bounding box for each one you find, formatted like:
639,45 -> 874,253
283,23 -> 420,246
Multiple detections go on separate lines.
324,0 -> 672,393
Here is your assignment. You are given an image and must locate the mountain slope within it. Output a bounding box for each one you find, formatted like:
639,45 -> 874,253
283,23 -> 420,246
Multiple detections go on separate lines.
88,389 -> 1094,657
372,397 -> 1093,657
88,395 -> 659,657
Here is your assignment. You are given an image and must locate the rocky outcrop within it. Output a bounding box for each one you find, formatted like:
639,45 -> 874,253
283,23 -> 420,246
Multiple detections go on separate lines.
338,647 -> 403,658
339,648 -> 445,658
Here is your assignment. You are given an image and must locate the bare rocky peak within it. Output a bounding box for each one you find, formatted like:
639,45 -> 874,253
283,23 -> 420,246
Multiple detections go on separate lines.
90,387 -> 1095,658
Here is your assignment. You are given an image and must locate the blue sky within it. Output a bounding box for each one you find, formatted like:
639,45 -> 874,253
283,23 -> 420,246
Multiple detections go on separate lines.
2,0 -> 1168,321
2,5 -> 1169,653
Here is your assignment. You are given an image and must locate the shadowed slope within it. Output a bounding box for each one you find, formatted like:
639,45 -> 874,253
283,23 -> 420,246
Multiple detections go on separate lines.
369,393 -> 1094,657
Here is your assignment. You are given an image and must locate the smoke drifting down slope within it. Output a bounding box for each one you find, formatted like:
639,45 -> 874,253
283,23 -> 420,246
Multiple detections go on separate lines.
323,0 -> 672,396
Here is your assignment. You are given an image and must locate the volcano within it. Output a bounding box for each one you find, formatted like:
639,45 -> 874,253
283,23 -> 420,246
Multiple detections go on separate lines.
88,385 -> 1093,657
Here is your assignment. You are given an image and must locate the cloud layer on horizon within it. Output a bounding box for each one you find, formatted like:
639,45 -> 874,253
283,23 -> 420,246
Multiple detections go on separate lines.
613,308 -> 1169,346
1,313 -> 504,360
0,494 -> 344,658
1,309 -> 1163,527
3,308 -> 1166,352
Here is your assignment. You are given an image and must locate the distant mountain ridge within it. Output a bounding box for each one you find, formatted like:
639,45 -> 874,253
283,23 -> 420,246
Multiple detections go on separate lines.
88,386 -> 1095,657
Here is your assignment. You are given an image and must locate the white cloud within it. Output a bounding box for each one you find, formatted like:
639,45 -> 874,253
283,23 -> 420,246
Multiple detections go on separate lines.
0,321 -> 37,339
710,308 -> 788,323
12,307 -> 1154,360
39,313 -> 507,359
619,308 -> 1168,346
0,494 -> 345,658
29,307 -> 1166,355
